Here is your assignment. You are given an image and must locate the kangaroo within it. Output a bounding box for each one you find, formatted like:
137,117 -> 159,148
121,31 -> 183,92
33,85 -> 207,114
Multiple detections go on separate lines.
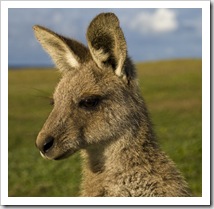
34,13 -> 191,197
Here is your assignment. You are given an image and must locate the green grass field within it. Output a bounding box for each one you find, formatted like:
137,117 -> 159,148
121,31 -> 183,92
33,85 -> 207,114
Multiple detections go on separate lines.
8,59 -> 202,197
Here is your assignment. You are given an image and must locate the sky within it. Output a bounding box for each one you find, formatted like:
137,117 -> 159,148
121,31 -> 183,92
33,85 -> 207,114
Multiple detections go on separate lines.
8,8 -> 202,67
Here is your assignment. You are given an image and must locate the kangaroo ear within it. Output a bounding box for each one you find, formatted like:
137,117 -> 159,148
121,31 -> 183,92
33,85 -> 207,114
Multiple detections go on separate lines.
33,25 -> 88,73
87,13 -> 127,78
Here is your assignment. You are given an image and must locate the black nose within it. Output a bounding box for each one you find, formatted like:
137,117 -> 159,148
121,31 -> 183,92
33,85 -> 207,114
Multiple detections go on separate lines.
43,136 -> 55,153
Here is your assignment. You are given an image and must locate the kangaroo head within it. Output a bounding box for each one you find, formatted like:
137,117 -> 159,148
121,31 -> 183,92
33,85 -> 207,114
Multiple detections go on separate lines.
35,13 -> 139,160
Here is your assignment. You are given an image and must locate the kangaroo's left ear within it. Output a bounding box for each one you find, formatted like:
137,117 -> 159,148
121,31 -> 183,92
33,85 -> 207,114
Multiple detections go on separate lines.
33,25 -> 89,73
86,13 -> 127,79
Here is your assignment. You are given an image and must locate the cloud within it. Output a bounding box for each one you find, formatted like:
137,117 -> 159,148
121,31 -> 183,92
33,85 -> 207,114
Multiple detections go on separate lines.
130,9 -> 178,35
8,8 -> 201,66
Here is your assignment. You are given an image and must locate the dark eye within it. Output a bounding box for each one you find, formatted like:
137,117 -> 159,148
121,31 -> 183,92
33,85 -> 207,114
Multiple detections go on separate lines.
79,96 -> 101,110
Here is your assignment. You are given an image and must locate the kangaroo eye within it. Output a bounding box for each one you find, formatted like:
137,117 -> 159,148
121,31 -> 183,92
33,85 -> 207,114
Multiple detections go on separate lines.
79,96 -> 101,110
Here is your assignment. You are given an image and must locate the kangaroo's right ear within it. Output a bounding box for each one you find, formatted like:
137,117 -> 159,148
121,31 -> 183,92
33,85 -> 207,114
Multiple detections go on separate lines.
86,13 -> 127,79
33,25 -> 88,73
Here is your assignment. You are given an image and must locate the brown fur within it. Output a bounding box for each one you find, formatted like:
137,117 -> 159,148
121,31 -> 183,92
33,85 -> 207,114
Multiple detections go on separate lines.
34,13 -> 191,197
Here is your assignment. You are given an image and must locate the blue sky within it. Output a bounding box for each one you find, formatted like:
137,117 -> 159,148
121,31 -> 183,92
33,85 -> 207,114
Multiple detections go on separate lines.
8,8 -> 202,66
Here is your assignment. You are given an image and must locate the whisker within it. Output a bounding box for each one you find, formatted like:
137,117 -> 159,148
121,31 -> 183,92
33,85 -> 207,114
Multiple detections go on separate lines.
31,88 -> 54,106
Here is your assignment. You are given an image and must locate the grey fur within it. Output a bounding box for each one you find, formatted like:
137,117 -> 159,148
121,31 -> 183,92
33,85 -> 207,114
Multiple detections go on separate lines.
34,13 -> 191,197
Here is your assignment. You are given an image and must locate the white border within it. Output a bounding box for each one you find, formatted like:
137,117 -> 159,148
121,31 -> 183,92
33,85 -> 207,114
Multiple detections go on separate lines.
1,0 -> 210,206
201,0 -> 211,202
0,0 -> 211,8
1,0 -> 9,205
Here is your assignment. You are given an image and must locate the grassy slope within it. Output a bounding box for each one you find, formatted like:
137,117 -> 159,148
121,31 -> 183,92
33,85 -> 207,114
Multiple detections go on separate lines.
8,59 -> 202,197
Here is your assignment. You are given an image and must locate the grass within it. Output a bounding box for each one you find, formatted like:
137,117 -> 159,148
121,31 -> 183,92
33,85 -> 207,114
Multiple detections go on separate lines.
8,59 -> 202,197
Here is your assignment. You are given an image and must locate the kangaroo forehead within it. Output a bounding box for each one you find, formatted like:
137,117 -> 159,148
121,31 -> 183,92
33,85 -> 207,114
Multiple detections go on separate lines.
54,66 -> 115,100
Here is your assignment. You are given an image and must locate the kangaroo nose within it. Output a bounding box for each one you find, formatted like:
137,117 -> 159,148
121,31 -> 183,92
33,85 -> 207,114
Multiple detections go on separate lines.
43,136 -> 55,153
36,135 -> 55,153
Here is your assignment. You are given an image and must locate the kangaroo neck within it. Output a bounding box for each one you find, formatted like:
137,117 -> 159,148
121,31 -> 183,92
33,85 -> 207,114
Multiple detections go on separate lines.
81,123 -> 157,174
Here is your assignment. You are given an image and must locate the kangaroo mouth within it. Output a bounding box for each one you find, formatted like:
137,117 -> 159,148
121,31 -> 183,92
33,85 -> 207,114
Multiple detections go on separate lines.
40,149 -> 76,160
54,150 -> 77,160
